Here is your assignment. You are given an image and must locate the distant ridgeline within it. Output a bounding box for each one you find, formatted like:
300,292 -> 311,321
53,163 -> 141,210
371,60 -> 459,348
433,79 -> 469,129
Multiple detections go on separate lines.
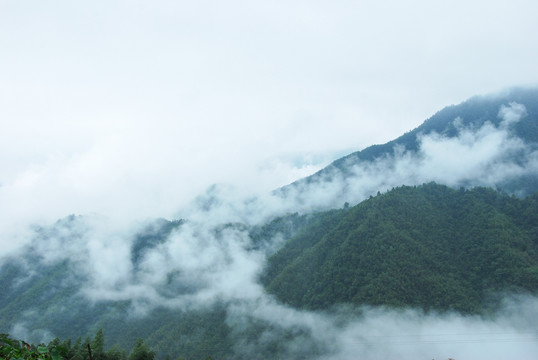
262,183 -> 538,313
280,87 -> 538,197
1,88 -> 538,360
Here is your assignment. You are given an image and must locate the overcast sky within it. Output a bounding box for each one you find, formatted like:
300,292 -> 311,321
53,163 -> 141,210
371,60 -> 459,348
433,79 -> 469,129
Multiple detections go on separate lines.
1,0 -> 538,227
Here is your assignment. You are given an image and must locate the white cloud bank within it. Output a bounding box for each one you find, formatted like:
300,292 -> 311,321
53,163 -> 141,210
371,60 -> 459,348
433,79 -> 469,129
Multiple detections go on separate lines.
2,1 -> 538,356
285,102 -> 538,210
4,102 -> 537,359
2,0 -> 538,251
5,103 -> 537,304
226,295 -> 538,360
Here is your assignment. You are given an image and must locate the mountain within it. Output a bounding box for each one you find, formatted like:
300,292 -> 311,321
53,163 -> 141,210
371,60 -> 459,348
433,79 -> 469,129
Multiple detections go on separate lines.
279,87 -> 538,201
1,88 -> 538,359
1,184 -> 537,359
0,217 -> 234,360
263,183 -> 538,313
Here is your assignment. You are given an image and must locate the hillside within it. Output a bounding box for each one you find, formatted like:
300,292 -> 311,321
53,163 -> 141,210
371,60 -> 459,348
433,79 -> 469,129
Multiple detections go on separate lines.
1,88 -> 538,359
1,184 -> 537,359
264,183 -> 538,313
280,87 -> 538,198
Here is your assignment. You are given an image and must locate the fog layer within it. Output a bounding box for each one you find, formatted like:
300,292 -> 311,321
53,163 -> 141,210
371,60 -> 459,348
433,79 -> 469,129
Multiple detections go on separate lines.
3,102 -> 537,359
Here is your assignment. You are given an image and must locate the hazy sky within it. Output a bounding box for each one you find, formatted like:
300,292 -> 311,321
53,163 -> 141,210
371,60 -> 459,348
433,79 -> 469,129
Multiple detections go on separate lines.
1,0 -> 538,225
2,3 -> 538,357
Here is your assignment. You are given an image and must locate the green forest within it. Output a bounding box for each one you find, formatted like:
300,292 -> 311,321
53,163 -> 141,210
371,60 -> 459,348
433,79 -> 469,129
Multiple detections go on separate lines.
264,183 -> 538,312
1,183 -> 537,359
2,88 -> 538,359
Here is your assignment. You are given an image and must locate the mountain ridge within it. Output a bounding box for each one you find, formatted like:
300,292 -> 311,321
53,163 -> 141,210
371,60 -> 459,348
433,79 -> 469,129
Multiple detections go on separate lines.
1,87 -> 538,359
280,86 -> 538,197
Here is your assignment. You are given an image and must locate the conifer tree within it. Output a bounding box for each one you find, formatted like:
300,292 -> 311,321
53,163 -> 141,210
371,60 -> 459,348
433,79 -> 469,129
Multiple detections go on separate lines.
106,344 -> 127,360
71,337 -> 83,360
128,339 -> 155,360
91,329 -> 105,360
82,337 -> 92,360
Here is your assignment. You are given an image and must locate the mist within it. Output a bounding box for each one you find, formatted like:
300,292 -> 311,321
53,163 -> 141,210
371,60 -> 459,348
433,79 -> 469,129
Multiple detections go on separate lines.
3,101 -> 537,358
3,0 -> 538,250
225,295 -> 538,360
283,102 -> 538,210
2,1 -> 538,357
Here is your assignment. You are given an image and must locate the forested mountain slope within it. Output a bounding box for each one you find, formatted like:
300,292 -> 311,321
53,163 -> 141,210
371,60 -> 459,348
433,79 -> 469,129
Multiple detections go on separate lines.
281,87 -> 538,197
264,183 -> 538,313
0,218 -> 232,360
2,88 -> 538,359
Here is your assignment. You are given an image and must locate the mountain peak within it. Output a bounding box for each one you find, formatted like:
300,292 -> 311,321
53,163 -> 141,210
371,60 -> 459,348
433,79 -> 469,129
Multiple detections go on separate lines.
278,87 -> 538,207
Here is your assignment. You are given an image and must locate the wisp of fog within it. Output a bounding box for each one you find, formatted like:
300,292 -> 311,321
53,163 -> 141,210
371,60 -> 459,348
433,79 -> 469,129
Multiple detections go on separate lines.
3,102 -> 538,359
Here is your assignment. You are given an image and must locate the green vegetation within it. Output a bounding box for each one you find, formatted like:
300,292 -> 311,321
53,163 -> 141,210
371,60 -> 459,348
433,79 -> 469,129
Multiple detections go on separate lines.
264,183 -> 538,312
1,333 -> 64,360
1,184 -> 538,358
1,185 -> 537,359
2,88 -> 538,360
0,331 -> 215,360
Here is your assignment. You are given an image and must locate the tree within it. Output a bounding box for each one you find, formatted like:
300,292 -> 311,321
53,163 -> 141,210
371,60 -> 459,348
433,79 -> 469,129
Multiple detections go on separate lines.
128,339 -> 155,360
71,337 -> 84,360
91,329 -> 105,360
82,337 -> 92,360
106,344 -> 127,360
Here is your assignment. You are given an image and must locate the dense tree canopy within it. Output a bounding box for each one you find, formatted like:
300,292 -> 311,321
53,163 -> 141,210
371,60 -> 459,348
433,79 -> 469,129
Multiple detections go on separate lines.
263,183 -> 538,312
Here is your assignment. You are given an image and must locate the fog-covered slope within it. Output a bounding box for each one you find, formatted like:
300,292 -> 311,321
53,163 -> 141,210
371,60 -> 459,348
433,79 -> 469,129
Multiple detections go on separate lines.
280,87 -> 538,203
1,88 -> 538,360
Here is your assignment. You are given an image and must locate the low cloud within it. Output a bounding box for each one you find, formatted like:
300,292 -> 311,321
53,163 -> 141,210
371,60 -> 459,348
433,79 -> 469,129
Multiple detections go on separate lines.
225,295 -> 538,360
498,102 -> 528,127
284,102 -> 537,210
2,102 -> 537,358
10,321 -> 54,346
